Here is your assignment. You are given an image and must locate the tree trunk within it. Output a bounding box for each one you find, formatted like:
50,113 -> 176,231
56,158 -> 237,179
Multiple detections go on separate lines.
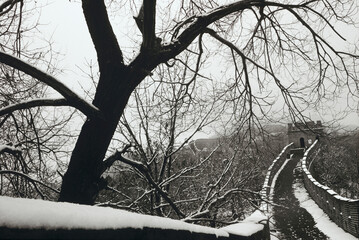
58,116 -> 119,204
58,0 -> 169,205
58,52 -> 156,204
58,64 -> 133,204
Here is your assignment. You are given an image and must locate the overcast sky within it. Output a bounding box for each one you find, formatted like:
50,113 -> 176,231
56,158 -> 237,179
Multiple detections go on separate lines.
35,1 -> 359,129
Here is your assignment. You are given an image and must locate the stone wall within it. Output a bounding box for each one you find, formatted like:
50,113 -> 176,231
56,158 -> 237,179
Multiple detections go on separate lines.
0,225 -> 268,240
0,196 -> 270,240
301,141 -> 359,237
287,121 -> 324,148
260,143 -> 293,211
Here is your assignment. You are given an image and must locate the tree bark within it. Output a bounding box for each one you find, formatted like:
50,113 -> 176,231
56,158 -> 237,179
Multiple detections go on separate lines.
58,0 -> 130,204
58,48 -> 158,205
58,68 -> 131,204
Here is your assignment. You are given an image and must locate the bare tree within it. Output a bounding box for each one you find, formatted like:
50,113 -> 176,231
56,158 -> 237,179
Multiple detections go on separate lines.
0,1 -> 77,200
93,61 -> 293,224
0,0 -> 358,205
94,61 -> 261,223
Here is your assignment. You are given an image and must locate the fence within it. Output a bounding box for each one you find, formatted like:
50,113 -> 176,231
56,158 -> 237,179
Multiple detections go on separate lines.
301,140 -> 359,237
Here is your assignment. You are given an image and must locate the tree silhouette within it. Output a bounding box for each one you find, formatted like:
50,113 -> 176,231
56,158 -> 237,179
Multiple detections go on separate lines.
0,0 -> 358,204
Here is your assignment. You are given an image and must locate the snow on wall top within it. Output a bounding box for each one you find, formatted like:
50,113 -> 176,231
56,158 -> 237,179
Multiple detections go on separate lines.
220,210 -> 266,236
0,196 -> 228,237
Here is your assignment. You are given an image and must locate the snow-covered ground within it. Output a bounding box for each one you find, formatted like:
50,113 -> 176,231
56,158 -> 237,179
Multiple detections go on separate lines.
293,181 -> 358,240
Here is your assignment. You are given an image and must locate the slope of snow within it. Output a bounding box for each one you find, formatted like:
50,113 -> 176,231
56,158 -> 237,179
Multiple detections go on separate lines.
293,182 -> 357,240
0,196 -> 228,237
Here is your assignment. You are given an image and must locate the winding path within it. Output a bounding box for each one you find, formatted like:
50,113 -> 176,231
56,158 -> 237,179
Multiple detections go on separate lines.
272,154 -> 328,239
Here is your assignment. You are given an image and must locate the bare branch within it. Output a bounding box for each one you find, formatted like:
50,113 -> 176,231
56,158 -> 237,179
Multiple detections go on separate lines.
104,150 -> 185,218
161,0 -> 263,58
81,0 -> 124,69
0,170 -> 60,194
0,0 -> 21,16
101,144 -> 132,173
0,98 -> 69,117
0,144 -> 21,155
0,51 -> 102,119
142,0 -> 158,50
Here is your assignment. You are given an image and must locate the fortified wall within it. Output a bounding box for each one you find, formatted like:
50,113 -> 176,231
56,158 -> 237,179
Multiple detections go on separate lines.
260,143 -> 293,211
287,121 -> 324,148
302,141 -> 359,237
0,197 -> 270,240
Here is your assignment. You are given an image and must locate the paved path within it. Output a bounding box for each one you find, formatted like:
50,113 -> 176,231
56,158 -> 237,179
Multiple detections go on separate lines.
272,155 -> 329,239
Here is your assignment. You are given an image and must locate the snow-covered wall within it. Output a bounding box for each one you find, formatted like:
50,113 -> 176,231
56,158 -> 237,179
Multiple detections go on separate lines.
302,141 -> 359,238
0,196 -> 269,239
260,143 -> 293,211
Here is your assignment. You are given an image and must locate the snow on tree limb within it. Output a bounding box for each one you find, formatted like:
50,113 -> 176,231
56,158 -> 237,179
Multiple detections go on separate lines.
0,51 -> 102,119
103,149 -> 185,218
0,145 -> 21,155
0,98 -> 69,117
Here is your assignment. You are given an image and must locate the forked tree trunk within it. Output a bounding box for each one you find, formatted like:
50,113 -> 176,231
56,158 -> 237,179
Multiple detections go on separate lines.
58,64 -> 134,204
58,53 -> 156,204
57,0 -> 181,204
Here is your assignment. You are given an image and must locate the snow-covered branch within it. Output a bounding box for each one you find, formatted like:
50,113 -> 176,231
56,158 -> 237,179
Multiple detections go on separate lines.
0,51 -> 102,119
101,144 -> 132,174
160,145 -> 220,188
0,144 -> 21,155
103,150 -> 185,218
184,188 -> 260,223
0,98 -> 69,117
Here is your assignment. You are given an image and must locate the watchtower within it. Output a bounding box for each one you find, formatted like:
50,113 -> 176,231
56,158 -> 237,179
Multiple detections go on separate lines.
287,121 -> 324,148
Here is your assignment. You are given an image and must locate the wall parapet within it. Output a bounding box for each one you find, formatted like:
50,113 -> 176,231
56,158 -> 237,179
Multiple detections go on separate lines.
260,143 -> 293,211
301,140 -> 359,237
0,196 -> 270,240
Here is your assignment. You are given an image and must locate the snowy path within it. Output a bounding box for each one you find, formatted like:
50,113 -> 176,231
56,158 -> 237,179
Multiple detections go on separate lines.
294,181 -> 357,240
270,155 -> 358,240
272,156 -> 327,239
